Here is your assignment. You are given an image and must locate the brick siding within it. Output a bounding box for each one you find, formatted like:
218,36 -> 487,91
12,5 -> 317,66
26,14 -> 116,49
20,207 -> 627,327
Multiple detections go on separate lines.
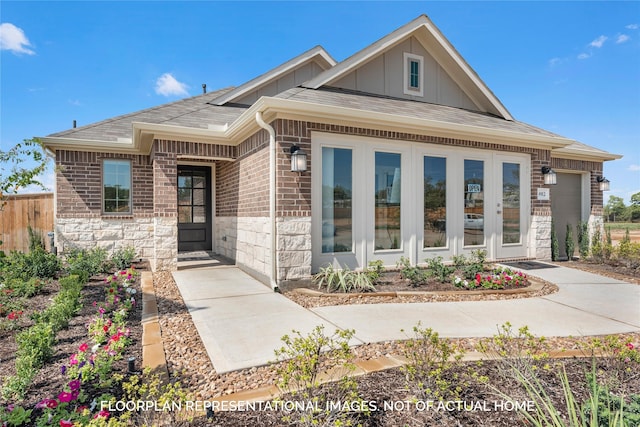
216,130 -> 271,217
56,150 -> 153,217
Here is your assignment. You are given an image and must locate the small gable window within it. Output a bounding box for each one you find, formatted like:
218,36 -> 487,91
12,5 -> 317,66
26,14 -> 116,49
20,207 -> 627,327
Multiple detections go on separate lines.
102,159 -> 132,214
403,52 -> 424,97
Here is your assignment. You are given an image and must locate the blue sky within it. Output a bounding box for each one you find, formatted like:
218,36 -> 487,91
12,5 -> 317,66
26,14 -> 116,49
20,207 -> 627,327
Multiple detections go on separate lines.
1,1 -> 639,202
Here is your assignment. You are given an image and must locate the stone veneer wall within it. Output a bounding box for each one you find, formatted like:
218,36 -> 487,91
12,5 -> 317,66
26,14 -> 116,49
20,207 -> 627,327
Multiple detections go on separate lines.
216,216 -> 271,283
55,217 -> 154,258
531,208 -> 552,260
277,217 -> 312,282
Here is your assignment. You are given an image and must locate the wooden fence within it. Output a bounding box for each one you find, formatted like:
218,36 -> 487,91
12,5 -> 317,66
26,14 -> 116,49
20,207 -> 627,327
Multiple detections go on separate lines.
0,193 -> 54,253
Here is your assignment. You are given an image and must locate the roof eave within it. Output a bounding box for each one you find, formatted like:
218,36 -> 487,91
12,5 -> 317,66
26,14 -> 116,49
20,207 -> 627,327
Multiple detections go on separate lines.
42,96 -> 578,154
551,148 -> 623,162
257,97 -> 571,150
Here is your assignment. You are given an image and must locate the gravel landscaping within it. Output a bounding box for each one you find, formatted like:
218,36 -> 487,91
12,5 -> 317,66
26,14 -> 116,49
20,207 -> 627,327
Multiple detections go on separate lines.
153,262 -> 640,426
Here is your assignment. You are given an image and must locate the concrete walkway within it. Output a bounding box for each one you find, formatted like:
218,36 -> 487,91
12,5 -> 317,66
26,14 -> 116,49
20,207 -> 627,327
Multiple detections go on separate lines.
172,263 -> 640,373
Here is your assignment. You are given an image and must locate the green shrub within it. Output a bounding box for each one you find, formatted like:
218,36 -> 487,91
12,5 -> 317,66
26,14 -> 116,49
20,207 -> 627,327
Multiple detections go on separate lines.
578,221 -> 590,259
565,224 -> 575,260
0,248 -> 60,281
273,326 -> 367,426
402,323 -> 467,401
397,256 -> 428,287
111,246 -> 137,270
15,322 -> 56,368
66,246 -> 110,279
551,220 -> 559,261
33,275 -> 83,331
477,322 -> 549,381
3,277 -> 44,298
604,227 -> 613,260
425,256 -> 454,282
364,259 -> 385,284
590,226 -> 603,261
1,355 -> 38,401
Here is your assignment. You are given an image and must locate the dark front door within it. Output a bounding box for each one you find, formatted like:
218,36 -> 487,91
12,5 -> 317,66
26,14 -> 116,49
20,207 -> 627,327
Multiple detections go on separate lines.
177,166 -> 212,252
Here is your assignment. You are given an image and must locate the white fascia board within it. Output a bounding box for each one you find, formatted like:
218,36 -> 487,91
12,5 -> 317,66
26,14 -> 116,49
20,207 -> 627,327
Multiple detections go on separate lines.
551,147 -> 623,162
256,97 -> 573,150
40,136 -> 141,154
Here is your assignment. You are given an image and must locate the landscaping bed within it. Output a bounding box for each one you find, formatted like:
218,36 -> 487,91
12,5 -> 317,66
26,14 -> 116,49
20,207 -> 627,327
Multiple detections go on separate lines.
152,268 -> 639,427
0,246 -> 147,426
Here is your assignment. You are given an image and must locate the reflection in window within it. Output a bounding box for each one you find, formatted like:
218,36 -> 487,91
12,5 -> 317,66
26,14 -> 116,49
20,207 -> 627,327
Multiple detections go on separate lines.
503,163 -> 521,244
322,148 -> 352,253
424,156 -> 446,248
103,160 -> 131,214
375,152 -> 401,250
178,169 -> 207,224
464,159 -> 484,246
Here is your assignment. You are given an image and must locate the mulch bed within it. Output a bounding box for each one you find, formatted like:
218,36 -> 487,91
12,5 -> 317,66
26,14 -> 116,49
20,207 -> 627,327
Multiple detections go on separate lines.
0,264 -> 144,412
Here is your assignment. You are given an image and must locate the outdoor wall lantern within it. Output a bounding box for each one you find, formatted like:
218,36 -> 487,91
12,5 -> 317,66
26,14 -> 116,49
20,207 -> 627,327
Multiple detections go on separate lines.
597,176 -> 610,191
289,144 -> 307,173
541,166 -> 557,185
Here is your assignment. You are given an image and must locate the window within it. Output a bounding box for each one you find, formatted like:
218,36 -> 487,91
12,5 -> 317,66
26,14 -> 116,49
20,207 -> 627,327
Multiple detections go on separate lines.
403,52 -> 424,97
321,147 -> 353,253
424,156 -> 446,248
178,169 -> 207,224
103,159 -> 131,214
375,152 -> 401,250
463,159 -> 484,246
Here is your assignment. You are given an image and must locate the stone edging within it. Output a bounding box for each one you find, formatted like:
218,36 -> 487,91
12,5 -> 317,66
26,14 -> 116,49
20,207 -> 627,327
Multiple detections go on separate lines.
292,277 -> 546,298
141,271 -> 169,381
204,347 -> 595,413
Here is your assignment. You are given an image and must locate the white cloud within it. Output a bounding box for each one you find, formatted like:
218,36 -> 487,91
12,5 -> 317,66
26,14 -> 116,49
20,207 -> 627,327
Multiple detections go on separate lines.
155,73 -> 189,97
628,164 -> 640,172
589,35 -> 608,48
626,24 -> 639,30
68,99 -> 82,106
549,57 -> 563,67
0,23 -> 35,55
616,34 -> 630,44
577,52 -> 591,60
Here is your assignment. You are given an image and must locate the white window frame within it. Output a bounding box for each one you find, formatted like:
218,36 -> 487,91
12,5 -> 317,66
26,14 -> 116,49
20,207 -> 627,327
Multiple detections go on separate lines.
403,52 -> 424,97
102,159 -> 132,215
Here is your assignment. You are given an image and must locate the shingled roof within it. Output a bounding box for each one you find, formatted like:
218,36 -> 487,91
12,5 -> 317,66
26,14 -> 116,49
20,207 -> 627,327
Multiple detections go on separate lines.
48,87 -> 246,142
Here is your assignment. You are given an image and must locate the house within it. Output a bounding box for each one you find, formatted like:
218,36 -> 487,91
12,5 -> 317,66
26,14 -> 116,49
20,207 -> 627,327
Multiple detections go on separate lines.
41,15 -> 621,288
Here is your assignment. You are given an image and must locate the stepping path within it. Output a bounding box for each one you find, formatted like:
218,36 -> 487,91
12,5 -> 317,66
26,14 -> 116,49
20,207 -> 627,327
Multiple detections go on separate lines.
171,264 -> 640,373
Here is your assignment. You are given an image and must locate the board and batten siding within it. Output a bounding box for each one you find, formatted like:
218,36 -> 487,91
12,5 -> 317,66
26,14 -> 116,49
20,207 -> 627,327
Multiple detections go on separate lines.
331,36 -> 478,111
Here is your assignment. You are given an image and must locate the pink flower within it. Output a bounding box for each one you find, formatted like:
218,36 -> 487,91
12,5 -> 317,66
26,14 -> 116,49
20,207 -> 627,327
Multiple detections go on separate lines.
58,391 -> 73,403
627,342 -> 635,350
69,354 -> 79,365
79,343 -> 88,352
59,420 -> 73,427
68,379 -> 81,391
36,399 -> 58,409
94,410 -> 110,419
